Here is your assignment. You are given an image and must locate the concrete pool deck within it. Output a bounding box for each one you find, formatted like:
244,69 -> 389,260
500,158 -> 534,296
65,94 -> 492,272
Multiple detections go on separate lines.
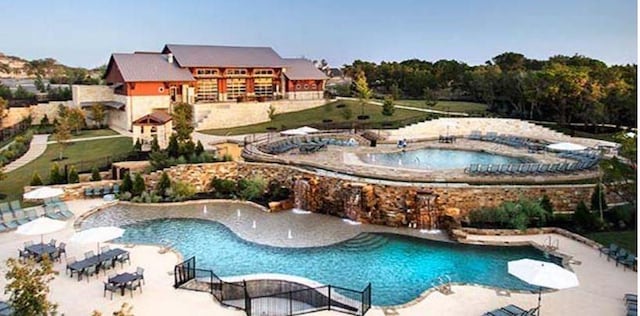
0,199 -> 635,315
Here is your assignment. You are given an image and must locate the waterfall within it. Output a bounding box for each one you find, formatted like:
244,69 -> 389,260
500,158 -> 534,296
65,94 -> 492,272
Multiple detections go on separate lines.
293,179 -> 312,213
344,186 -> 363,221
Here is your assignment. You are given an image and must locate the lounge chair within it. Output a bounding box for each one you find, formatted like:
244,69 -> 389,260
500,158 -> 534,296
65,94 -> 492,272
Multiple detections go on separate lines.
113,184 -> 120,194
600,243 -> 619,258
1,213 -> 19,229
9,200 -> 22,212
612,249 -> 629,263
93,187 -> 103,197
464,164 -> 478,174
626,294 -> 638,306
84,187 -> 93,197
56,203 -> 74,218
44,205 -> 65,220
103,186 -> 112,195
12,210 -> 30,225
0,224 -> 8,233
0,202 -> 11,214
24,208 -> 39,221
618,253 -> 637,271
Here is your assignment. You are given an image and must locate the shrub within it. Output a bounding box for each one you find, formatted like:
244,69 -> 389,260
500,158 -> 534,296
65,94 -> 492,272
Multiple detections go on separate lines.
179,140 -> 195,157
150,136 -> 160,153
167,134 -> 179,158
40,114 -> 49,126
67,167 -> 79,184
222,154 -> 233,162
30,172 -> 43,186
539,195 -> 554,216
131,191 -> 162,203
467,197 -> 548,230
120,172 -> 133,194
149,151 -> 171,171
133,139 -> 142,153
573,201 -> 601,232
168,181 -> 196,201
210,177 -> 237,198
49,163 -> 64,185
90,166 -> 101,181
118,191 -> 132,201
340,107 -> 353,120
195,140 -> 204,156
590,184 -> 608,211
266,180 -> 291,201
381,96 -> 395,116
156,172 -> 171,197
131,173 -> 145,197
238,176 -> 267,201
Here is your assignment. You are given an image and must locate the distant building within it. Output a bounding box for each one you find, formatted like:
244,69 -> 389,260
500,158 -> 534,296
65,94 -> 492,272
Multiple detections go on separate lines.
94,44 -> 329,130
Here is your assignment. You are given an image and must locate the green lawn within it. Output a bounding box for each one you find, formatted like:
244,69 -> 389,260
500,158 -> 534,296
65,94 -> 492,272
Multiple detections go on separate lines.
0,137 -> 132,202
200,100 -> 434,135
587,230 -> 637,254
393,100 -> 488,115
537,123 -> 618,142
47,128 -> 119,141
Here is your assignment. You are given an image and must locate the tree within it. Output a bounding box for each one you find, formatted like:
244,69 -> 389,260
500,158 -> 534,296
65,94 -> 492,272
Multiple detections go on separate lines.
167,134 -> 179,158
5,257 -> 57,316
267,104 -> 276,120
34,75 -> 46,92
0,97 -> 7,128
92,303 -> 134,316
156,171 -> 171,197
195,140 -> 204,156
13,85 -> 35,100
49,163 -> 63,185
423,87 -> 437,107
120,172 -> 133,194
353,71 -> 372,116
171,103 -> 194,142
89,103 -> 106,128
67,166 -> 79,183
600,132 -> 637,209
131,173 -> 146,197
573,201 -> 599,232
30,172 -> 43,186
539,195 -> 554,216
150,136 -> 160,153
133,138 -> 142,153
381,96 -> 395,116
389,83 -> 401,100
52,119 -> 71,161
590,184 -> 608,213
66,107 -> 86,134
39,114 -> 50,126
91,166 -> 101,181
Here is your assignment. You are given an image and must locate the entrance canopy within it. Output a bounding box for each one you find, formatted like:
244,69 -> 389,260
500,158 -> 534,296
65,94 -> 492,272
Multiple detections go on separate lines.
281,126 -> 319,136
546,142 -> 587,152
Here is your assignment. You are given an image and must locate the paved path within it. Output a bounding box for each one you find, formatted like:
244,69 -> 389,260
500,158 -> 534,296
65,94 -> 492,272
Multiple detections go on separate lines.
2,134 -> 49,172
46,134 -> 128,145
336,97 -> 470,117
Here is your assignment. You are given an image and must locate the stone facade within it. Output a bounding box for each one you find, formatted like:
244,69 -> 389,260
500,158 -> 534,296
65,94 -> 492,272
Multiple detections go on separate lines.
142,162 -> 607,229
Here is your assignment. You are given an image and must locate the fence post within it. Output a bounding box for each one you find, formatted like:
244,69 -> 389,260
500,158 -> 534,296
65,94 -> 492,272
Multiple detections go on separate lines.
289,290 -> 292,316
328,285 -> 331,311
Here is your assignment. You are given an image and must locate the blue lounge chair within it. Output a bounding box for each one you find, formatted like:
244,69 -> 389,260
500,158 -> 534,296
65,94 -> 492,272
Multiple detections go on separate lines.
24,208 -> 38,221
12,210 -> 30,225
612,248 -> 628,262
1,213 -> 19,229
9,201 -> 22,212
600,243 -> 619,258
56,203 -> 74,219
618,254 -> 637,271
93,187 -> 103,197
113,184 -> 120,194
464,164 -> 478,174
84,187 -> 93,197
44,205 -> 65,220
0,203 -> 11,214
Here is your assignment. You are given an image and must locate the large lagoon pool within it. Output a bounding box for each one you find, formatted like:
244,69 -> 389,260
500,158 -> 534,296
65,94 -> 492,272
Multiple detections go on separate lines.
116,218 -> 553,306
359,148 -> 528,170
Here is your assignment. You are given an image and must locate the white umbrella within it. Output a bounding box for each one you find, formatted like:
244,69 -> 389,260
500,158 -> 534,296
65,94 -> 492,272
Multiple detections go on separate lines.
508,258 -> 579,314
280,126 -> 320,136
546,142 -> 587,152
16,217 -> 66,244
23,187 -> 64,200
70,226 -> 125,254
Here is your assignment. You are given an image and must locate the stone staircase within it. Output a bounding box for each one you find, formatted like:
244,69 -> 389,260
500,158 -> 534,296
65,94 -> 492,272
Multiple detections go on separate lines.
339,233 -> 389,252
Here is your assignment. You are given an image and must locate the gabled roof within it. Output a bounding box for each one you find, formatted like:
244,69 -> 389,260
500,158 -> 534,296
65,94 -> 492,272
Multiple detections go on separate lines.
282,58 -> 329,80
132,111 -> 172,125
163,44 -> 286,68
107,53 -> 195,82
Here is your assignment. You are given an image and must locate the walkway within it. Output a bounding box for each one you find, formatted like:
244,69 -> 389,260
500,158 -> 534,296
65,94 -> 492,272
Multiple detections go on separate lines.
336,97 -> 470,117
46,134 -> 128,145
2,134 -> 49,172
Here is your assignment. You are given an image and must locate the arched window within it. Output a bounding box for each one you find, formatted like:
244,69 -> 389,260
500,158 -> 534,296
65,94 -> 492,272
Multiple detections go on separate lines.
295,84 -> 302,90
303,84 -> 309,90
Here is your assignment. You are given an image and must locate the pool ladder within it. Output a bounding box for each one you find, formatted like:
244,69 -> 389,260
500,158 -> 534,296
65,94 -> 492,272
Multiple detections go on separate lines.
431,274 -> 453,295
544,236 -> 559,252
158,239 -> 174,254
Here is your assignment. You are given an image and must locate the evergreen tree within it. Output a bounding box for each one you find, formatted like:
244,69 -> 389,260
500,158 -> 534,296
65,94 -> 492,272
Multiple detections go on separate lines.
155,172 -> 171,197
539,195 -> 554,216
67,167 -> 79,183
195,140 -> 204,156
120,172 -> 133,194
167,134 -> 179,158
150,136 -> 160,153
30,172 -> 43,186
49,163 -> 63,184
382,96 -> 395,116
131,173 -> 145,197
590,184 -> 608,212
133,139 -> 142,153
90,166 -> 101,181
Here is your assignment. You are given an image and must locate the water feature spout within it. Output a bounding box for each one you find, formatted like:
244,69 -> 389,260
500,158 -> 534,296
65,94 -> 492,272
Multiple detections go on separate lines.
293,178 -> 312,212
287,229 -> 293,239
237,209 -> 241,218
252,220 -> 256,229
203,205 -> 207,214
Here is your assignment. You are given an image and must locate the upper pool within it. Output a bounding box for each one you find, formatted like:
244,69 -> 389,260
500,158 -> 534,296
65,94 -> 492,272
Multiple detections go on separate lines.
115,218 -> 553,306
359,148 -> 527,170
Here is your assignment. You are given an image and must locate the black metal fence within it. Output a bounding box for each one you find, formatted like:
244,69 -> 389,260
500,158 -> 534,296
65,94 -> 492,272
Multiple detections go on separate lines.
0,118 -> 31,144
173,257 -> 372,316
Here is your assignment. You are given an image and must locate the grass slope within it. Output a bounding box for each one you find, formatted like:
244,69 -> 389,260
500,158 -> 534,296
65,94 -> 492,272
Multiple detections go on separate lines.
0,137 -> 132,202
393,100 -> 488,115
47,128 -> 119,141
587,230 -> 637,255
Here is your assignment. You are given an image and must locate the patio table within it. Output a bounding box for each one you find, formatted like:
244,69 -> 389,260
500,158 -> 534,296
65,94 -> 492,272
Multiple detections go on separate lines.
25,243 -> 57,260
67,248 -> 129,280
108,272 -> 140,296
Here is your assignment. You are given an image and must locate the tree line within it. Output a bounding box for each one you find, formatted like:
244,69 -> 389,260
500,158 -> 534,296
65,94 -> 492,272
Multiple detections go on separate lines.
342,52 -> 637,127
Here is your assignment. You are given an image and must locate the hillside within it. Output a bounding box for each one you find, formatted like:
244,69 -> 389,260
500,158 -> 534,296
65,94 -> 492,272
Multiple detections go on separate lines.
0,52 -> 102,80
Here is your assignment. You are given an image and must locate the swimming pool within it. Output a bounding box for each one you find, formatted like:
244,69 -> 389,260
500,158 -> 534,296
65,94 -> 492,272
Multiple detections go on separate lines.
116,218 -> 553,306
359,148 -> 528,170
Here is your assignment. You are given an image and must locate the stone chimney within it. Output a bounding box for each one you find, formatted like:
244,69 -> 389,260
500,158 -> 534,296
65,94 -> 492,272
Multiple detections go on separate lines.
167,53 -> 174,64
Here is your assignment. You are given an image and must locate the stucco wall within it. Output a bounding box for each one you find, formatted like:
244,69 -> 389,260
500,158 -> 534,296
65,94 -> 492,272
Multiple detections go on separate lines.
72,85 -> 115,105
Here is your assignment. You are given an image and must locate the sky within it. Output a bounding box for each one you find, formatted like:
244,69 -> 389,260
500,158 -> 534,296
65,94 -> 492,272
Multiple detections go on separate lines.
0,0 -> 636,69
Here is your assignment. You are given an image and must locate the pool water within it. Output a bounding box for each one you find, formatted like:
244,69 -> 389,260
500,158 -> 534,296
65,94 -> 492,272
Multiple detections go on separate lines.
359,148 -> 527,170
117,218 -> 553,306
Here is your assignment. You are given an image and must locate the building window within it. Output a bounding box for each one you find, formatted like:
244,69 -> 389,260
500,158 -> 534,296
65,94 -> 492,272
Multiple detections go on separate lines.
254,78 -> 273,97
195,69 -> 219,77
225,69 -> 248,77
253,69 -> 274,77
303,84 -> 309,90
311,84 -> 317,90
227,78 -> 246,99
196,79 -> 218,102
295,84 -> 301,90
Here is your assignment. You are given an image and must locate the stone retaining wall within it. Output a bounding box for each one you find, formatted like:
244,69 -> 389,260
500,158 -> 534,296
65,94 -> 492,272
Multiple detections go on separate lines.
452,227 -> 602,250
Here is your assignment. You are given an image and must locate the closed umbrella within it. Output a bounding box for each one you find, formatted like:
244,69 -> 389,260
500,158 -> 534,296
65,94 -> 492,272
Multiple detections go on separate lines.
508,258 -> 579,314
16,217 -> 66,244
23,187 -> 64,200
70,226 -> 125,255
546,142 -> 587,152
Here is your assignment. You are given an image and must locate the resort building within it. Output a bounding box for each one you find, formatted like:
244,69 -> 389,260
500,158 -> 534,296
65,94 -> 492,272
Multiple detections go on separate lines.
80,44 -> 328,131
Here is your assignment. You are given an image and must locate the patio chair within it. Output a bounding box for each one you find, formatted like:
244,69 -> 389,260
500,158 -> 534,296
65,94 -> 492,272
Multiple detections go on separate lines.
18,249 -> 32,261
49,249 -> 61,263
82,264 -> 99,282
600,243 -> 619,258
100,258 -> 114,274
103,186 -> 112,195
135,267 -> 145,284
0,224 -> 8,233
65,256 -> 76,276
117,252 -> 131,267
126,278 -> 143,297
619,254 -> 637,271
24,208 -> 38,221
58,242 -> 66,258
612,249 -> 629,263
9,200 -> 22,212
1,213 -> 19,229
0,202 -> 11,214
47,239 -> 56,247
24,240 -> 33,248
84,187 -> 93,197
103,282 -> 118,300
101,245 -> 110,253
85,251 -> 95,260
625,294 -> 638,306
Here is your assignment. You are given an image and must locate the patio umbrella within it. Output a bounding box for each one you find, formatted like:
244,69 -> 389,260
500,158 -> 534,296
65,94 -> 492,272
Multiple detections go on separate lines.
508,258 -> 579,314
23,187 -> 64,200
546,142 -> 587,152
16,217 -> 66,244
70,226 -> 125,255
